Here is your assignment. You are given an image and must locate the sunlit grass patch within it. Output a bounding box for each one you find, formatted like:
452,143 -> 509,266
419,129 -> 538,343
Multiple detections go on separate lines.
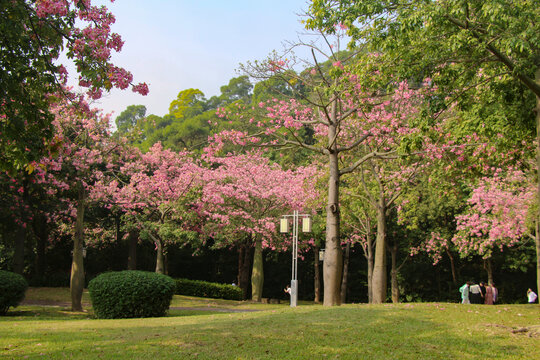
1,289 -> 538,359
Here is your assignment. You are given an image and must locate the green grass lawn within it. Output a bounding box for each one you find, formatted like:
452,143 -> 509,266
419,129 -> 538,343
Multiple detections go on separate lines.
1,288 -> 539,359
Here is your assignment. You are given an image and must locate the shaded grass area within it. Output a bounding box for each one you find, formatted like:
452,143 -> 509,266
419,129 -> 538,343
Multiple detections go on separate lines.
1,288 -> 539,359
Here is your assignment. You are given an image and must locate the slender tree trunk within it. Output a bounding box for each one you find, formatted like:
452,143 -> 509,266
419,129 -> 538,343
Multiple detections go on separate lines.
164,252 -> 169,275
251,238 -> 264,301
238,242 -> 252,300
446,249 -> 458,285
13,180 -> 28,275
389,244 -> 399,303
238,246 -> 244,294
154,239 -> 164,274
484,258 -> 494,285
127,231 -> 138,270
372,199 -> 387,303
33,214 -> 47,282
367,232 -> 374,303
536,68 -> 540,294
340,242 -> 351,303
314,245 -> 321,303
536,221 -> 540,295
71,185 -> 86,311
324,108 -> 343,306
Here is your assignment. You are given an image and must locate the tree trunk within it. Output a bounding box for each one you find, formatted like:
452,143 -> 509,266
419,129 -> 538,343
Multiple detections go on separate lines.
70,185 -> 86,312
367,232 -> 374,303
484,258 -> 494,285
164,252 -> 169,275
33,214 -> 47,282
446,249 -> 458,285
251,238 -> 264,301
536,68 -> 540,295
372,199 -> 387,303
13,180 -> 28,275
536,221 -> 540,296
389,244 -> 399,303
155,239 -> 164,274
127,231 -> 138,270
238,244 -> 252,300
323,121 -> 343,305
314,245 -> 321,303
340,241 -> 351,303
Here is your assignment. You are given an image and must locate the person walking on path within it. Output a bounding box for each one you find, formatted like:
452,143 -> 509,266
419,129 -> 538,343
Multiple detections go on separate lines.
459,282 -> 471,304
527,289 -> 537,304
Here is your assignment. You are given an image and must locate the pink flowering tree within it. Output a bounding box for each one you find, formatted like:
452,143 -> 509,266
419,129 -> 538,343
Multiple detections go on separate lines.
98,143 -> 203,274
31,97 -> 116,311
451,169 -> 535,284
404,123 -> 536,288
1,0 -> 148,172
218,67 -> 434,305
338,78 -> 435,303
199,148 -> 319,301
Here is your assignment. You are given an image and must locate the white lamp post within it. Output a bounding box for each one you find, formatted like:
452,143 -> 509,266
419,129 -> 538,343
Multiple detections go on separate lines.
280,210 -> 311,307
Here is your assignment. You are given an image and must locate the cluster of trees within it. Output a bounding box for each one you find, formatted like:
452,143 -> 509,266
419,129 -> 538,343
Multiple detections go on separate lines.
1,0 -> 538,309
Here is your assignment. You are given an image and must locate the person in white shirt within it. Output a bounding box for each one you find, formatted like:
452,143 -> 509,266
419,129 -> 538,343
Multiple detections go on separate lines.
469,283 -> 483,304
527,288 -> 537,304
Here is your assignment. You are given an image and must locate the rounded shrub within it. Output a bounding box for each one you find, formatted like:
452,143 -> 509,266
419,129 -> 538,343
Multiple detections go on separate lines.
0,270 -> 28,315
88,270 -> 175,319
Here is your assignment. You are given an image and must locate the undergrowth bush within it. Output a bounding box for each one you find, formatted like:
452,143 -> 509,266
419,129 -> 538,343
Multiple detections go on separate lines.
0,270 -> 28,315
88,270 -> 175,319
175,278 -> 242,300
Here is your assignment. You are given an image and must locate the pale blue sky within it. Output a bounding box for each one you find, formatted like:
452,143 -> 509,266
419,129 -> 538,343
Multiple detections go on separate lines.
89,0 -> 312,118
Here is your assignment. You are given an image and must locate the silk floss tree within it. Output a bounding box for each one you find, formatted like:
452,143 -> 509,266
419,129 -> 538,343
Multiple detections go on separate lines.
452,169 -> 535,284
106,143 -> 203,274
34,98 -> 115,311
199,145 -> 319,301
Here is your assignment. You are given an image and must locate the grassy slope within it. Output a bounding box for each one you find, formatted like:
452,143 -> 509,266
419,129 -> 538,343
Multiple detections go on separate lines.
0,288 -> 538,359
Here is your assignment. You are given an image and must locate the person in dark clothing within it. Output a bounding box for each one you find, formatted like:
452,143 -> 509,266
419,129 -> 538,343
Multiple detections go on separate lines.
479,282 -> 487,303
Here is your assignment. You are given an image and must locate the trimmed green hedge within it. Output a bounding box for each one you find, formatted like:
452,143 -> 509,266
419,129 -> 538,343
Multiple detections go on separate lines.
88,271 -> 175,319
0,270 -> 28,315
175,278 -> 242,300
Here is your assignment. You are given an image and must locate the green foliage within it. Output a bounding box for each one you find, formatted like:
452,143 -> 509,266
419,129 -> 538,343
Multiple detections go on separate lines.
175,278 -> 242,300
216,75 -> 253,107
0,0 -> 59,172
169,89 -> 206,119
88,270 -> 175,319
115,105 -> 147,134
0,270 -> 28,315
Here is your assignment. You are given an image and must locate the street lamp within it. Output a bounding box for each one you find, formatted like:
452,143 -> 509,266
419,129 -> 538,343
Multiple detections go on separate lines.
280,210 -> 311,307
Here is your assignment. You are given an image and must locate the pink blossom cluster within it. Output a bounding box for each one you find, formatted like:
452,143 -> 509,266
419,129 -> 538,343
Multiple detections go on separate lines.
452,169 -> 534,258
33,0 -> 148,97
268,59 -> 289,72
35,0 -> 69,17
199,150 -> 320,250
410,232 -> 448,265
